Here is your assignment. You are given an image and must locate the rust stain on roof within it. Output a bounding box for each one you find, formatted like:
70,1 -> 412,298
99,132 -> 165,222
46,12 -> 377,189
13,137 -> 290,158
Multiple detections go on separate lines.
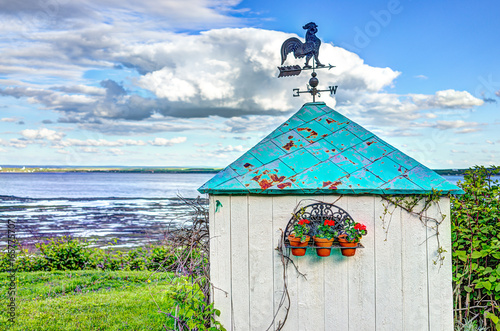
366,140 -> 376,146
251,170 -> 287,190
252,174 -> 262,182
243,163 -> 253,168
283,141 -> 296,151
258,179 -> 273,190
322,180 -> 342,190
269,173 -> 286,183
277,182 -> 292,189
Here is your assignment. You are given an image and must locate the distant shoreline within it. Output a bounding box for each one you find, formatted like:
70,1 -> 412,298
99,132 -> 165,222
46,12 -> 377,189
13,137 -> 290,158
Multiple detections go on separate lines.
0,167 -> 488,175
0,167 -> 222,174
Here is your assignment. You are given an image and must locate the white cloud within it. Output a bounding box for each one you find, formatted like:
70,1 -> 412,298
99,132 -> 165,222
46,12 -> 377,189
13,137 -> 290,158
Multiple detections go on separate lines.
58,138 -> 147,147
214,144 -> 246,153
456,128 -> 481,134
434,120 -> 476,130
148,137 -> 187,146
20,128 -> 65,141
411,120 -> 481,131
224,115 -> 287,133
108,148 -> 125,155
415,75 -> 428,80
411,89 -> 483,109
9,138 -> 28,148
79,147 -> 99,153
1,117 -> 18,122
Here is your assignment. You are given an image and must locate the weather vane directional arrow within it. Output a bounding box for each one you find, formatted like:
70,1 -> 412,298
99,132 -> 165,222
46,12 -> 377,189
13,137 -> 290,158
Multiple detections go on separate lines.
277,22 -> 338,102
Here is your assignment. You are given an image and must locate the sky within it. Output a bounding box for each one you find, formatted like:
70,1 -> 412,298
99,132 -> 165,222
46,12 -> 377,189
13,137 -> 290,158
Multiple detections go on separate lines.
0,0 -> 498,169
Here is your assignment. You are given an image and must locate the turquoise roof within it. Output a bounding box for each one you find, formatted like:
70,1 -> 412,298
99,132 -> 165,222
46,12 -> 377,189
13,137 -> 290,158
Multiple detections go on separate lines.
198,102 -> 464,195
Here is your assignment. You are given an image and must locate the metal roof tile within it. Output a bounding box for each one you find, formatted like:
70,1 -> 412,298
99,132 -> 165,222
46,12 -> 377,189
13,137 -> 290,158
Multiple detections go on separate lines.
353,137 -> 394,162
296,120 -> 332,143
274,130 -> 308,153
365,156 -> 408,183
303,139 -> 338,161
280,148 -> 321,173
326,128 -> 364,151
330,148 -> 372,174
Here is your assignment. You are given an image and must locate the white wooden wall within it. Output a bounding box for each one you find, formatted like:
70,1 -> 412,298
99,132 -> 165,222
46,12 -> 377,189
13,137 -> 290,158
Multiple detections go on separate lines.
209,195 -> 453,331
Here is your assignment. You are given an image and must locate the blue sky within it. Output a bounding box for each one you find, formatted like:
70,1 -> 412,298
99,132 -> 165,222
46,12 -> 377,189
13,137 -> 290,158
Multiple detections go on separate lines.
0,0 -> 498,168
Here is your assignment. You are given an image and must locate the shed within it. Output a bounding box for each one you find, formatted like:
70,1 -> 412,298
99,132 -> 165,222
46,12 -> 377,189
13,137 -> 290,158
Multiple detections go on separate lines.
199,101 -> 462,331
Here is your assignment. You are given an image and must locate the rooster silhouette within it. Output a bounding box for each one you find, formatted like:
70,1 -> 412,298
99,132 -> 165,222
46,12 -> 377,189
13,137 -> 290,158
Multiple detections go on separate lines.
281,22 -> 324,68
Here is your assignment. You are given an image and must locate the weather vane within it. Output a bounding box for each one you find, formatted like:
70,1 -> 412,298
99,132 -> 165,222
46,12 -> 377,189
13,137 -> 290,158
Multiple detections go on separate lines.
278,22 -> 338,102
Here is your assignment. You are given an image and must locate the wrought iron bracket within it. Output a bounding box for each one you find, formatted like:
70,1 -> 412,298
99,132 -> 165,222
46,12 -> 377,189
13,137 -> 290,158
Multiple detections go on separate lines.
283,202 -> 364,249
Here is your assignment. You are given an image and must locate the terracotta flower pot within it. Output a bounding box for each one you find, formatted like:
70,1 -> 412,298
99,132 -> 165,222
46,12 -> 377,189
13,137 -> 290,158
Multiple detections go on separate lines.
338,234 -> 358,257
313,237 -> 334,257
288,235 -> 310,256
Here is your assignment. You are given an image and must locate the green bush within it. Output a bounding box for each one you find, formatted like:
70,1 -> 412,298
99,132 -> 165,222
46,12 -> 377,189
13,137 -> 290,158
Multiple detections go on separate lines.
452,166 -> 500,330
0,237 -> 185,272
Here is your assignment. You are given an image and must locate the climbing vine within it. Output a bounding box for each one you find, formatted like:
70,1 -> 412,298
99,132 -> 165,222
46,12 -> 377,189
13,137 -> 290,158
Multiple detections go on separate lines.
379,189 -> 448,266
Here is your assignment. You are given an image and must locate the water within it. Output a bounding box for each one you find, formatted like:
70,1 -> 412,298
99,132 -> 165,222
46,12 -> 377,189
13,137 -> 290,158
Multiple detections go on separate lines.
0,172 -> 213,199
0,172 -> 483,248
0,173 -> 213,248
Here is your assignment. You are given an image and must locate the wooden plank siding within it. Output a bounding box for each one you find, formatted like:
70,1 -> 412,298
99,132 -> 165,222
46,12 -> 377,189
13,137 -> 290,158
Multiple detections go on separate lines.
209,195 -> 453,331
427,197 -> 454,331
210,195 -> 232,328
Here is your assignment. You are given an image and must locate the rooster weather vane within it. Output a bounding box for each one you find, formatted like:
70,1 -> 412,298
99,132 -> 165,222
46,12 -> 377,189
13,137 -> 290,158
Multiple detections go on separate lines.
278,22 -> 338,102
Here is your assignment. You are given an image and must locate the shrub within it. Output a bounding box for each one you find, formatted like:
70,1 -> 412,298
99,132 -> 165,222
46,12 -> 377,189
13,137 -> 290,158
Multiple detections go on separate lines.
452,166 -> 500,330
0,237 -> 183,272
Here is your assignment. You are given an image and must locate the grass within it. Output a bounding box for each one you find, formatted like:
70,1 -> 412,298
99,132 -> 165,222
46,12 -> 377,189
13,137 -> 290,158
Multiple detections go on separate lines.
0,270 -> 186,330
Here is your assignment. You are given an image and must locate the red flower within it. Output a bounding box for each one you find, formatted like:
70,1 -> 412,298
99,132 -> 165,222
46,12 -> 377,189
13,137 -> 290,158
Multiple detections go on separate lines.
324,219 -> 335,226
354,223 -> 366,231
298,219 -> 310,225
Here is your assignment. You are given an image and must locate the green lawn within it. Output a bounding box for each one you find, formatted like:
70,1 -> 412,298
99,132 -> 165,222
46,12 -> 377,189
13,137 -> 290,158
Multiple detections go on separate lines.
0,270 -> 186,330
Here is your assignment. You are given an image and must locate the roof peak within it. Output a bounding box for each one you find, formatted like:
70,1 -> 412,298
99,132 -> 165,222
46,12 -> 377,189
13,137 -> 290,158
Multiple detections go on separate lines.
199,103 -> 463,195
303,102 -> 326,106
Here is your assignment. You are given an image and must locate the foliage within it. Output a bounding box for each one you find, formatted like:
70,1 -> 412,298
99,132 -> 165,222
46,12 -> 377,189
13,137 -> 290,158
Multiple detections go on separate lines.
291,219 -> 310,242
452,166 -> 500,330
380,189 -> 446,265
341,218 -> 367,242
315,219 -> 337,240
0,270 -> 211,330
0,236 -> 192,273
455,318 -> 488,331
165,278 -> 225,331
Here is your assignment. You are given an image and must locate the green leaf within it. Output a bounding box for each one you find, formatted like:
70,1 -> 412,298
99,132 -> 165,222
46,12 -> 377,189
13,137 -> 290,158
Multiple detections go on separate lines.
486,312 -> 499,325
464,286 -> 474,293
471,251 -> 482,259
484,281 -> 492,290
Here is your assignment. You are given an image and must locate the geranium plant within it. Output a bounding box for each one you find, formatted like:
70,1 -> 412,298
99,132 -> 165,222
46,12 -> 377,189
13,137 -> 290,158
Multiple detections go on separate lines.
341,218 -> 367,242
315,219 -> 337,240
291,219 -> 310,242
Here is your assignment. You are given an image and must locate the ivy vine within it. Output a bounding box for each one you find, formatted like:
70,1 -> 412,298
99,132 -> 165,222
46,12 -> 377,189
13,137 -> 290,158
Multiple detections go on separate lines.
379,189 -> 448,266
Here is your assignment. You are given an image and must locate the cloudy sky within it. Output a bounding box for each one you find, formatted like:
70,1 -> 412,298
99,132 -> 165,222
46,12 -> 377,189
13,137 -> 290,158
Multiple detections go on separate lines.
0,0 -> 498,168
